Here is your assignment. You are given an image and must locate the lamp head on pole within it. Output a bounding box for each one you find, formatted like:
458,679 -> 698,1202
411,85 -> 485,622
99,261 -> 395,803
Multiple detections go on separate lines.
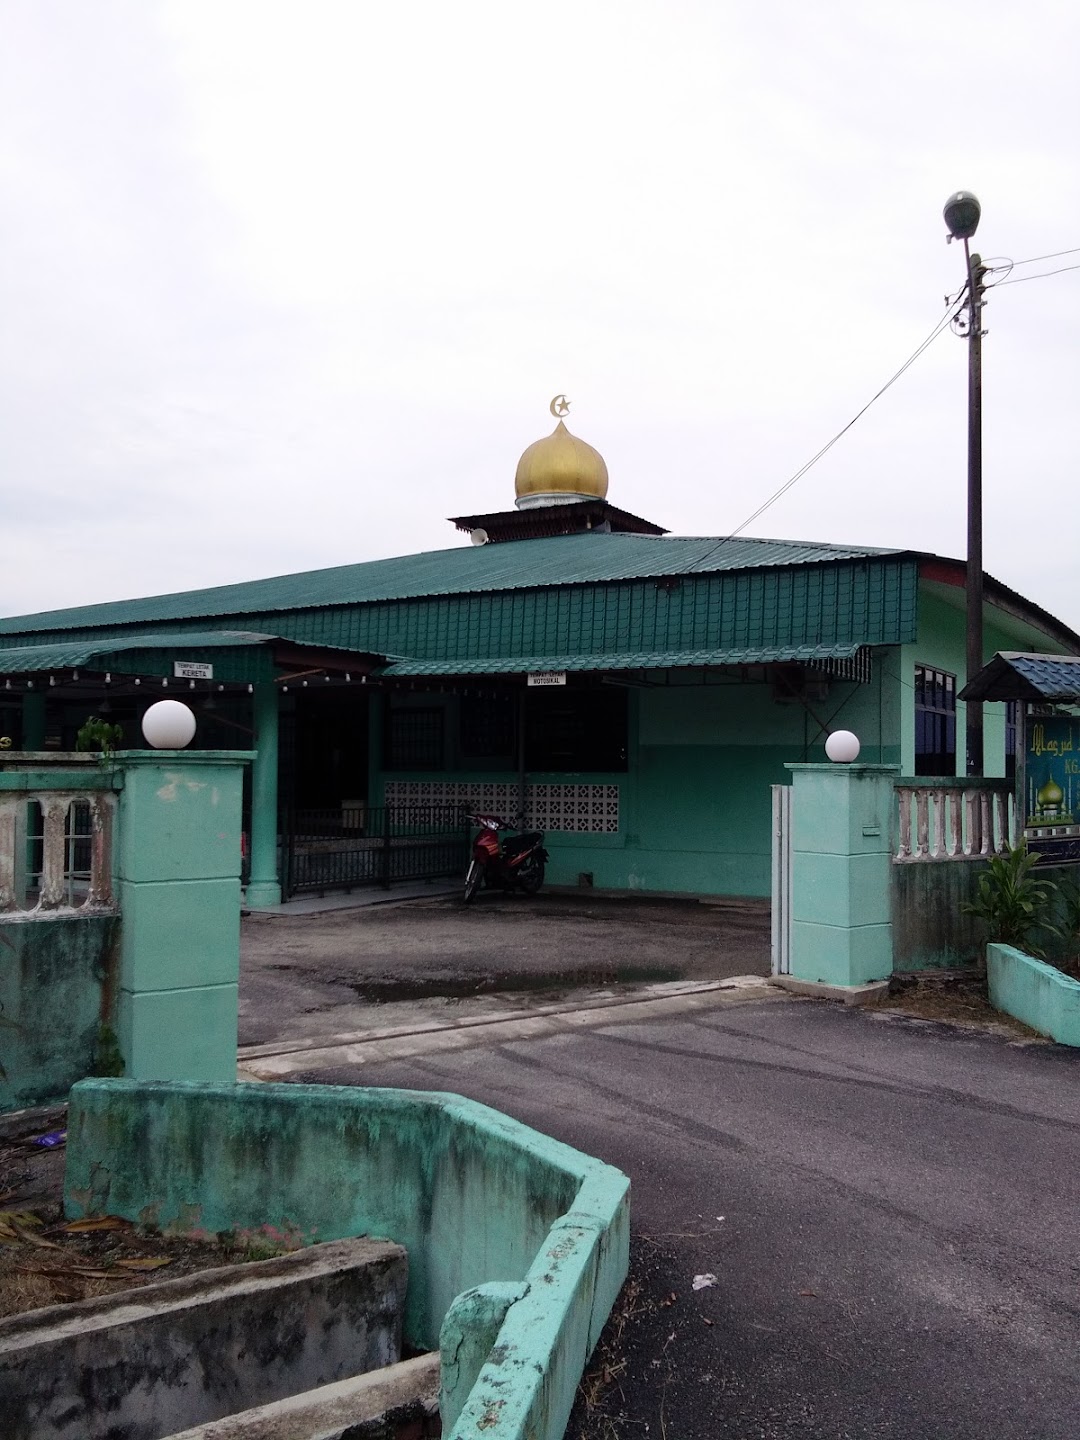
943,190 -> 981,242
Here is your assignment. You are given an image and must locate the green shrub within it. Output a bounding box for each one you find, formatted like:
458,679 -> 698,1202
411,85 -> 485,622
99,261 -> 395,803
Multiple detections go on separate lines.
963,845 -> 1058,957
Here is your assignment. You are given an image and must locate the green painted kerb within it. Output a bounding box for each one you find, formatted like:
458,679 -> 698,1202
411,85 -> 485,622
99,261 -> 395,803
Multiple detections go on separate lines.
987,944 -> 1080,1046
64,1080 -> 630,1440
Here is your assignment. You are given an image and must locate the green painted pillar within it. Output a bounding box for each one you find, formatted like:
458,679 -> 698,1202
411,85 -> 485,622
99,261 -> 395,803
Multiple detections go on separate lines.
246,682 -> 281,908
786,763 -> 899,987
114,749 -> 253,1082
21,691 -> 45,750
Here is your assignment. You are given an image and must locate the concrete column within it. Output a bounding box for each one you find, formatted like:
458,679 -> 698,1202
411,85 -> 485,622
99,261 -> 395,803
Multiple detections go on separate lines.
21,691 -> 45,749
786,763 -> 899,989
114,749 -> 253,1082
246,682 -> 281,908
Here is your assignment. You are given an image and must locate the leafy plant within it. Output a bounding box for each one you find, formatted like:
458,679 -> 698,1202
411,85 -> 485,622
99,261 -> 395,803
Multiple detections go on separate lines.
962,845 -> 1059,957
76,716 -> 124,756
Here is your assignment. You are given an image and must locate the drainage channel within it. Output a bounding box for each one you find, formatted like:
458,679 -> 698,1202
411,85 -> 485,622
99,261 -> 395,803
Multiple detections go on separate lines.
1,1238 -> 439,1440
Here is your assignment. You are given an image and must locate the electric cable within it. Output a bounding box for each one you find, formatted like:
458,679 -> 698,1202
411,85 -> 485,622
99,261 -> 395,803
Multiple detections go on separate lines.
991,262 -> 1080,287
702,297 -> 964,555
1007,246 -> 1080,267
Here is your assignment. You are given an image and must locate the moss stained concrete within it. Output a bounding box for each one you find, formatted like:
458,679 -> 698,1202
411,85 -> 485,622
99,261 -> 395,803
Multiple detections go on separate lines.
65,1080 -> 630,1440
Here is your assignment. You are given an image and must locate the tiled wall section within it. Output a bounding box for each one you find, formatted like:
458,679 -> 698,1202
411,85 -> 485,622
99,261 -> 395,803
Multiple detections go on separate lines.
383,781 -> 620,834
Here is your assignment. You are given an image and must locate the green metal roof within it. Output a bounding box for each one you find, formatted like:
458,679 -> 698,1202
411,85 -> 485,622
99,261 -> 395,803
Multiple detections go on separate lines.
382,643 -> 865,677
0,533 -> 900,637
0,630 -> 381,684
0,558 -> 920,672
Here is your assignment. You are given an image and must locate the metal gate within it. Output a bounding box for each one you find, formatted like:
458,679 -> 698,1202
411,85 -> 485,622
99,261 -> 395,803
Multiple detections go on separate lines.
281,803 -> 470,900
770,783 -> 792,976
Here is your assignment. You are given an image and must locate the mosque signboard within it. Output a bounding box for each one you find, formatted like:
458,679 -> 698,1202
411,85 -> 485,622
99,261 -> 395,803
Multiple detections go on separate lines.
1021,712 -> 1080,864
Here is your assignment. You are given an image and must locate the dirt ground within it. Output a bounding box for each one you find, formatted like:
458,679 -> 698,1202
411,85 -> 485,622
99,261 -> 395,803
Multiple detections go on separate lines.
0,1130 -> 299,1319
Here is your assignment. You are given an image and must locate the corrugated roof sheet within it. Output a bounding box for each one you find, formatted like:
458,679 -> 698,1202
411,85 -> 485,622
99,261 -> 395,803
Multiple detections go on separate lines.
959,652 -> 1080,702
382,643 -> 864,676
0,560 -> 920,671
0,533 -> 899,636
0,630 -> 375,676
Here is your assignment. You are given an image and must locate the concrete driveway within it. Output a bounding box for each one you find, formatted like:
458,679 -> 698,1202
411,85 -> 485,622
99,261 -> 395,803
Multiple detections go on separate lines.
239,890 -> 771,1048
274,994 -> 1080,1440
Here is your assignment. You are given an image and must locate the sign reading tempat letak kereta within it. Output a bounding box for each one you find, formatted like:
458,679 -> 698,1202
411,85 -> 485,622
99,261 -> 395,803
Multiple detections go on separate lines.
1023,713 -> 1080,863
174,660 -> 214,681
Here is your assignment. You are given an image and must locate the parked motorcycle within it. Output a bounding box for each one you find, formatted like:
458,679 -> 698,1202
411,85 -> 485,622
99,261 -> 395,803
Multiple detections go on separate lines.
462,813 -> 549,903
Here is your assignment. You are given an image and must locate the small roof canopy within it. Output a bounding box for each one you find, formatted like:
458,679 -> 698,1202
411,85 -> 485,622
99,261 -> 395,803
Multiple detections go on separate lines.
0,630 -> 385,686
959,652 -> 1080,703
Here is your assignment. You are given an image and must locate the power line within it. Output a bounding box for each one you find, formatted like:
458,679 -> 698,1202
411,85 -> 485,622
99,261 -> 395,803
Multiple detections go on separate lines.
992,261 -> 1080,287
710,298 -> 963,548
1008,246 -> 1080,267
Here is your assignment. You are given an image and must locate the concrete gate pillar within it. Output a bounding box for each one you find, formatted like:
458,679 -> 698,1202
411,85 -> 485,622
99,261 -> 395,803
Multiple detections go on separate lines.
115,750 -> 252,1082
785,763 -> 899,991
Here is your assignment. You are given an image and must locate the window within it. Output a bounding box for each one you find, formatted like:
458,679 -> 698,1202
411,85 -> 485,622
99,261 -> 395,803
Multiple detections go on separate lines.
525,687 -> 628,772
914,665 -> 956,776
384,704 -> 444,770
459,690 -> 516,760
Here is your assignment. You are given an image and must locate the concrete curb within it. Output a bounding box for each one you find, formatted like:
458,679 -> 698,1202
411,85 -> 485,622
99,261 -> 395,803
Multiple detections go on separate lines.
769,976 -> 890,1006
65,1080 -> 631,1440
237,977 -> 770,1062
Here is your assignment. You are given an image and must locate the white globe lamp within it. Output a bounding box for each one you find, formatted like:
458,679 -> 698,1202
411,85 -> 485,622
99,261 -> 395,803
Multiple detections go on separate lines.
142,699 -> 197,750
825,730 -> 861,764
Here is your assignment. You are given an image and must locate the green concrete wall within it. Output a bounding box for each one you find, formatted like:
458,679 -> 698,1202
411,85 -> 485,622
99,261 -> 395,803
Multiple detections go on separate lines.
987,943 -> 1080,1045
0,915 -> 119,1109
899,586 -> 1067,779
377,664 -> 901,900
65,1080 -> 631,1440
891,861 -> 989,970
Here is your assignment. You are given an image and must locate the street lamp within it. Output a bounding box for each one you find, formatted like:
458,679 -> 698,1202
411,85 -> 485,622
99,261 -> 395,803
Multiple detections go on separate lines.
943,190 -> 987,775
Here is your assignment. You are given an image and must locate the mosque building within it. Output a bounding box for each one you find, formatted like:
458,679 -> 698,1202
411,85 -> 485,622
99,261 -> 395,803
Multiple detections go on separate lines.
1,399 -> 1076,907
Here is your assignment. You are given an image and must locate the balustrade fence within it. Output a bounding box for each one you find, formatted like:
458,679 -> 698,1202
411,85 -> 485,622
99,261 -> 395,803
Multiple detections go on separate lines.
893,779 -> 1015,863
0,789 -> 117,913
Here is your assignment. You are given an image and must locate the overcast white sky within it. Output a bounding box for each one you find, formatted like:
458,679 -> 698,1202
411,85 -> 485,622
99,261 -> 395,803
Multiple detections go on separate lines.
1,1 -> 1077,626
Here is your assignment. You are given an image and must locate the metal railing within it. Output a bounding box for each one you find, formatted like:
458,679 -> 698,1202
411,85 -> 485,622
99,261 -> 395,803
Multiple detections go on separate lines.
281,803 -> 471,899
893,778 -> 1015,863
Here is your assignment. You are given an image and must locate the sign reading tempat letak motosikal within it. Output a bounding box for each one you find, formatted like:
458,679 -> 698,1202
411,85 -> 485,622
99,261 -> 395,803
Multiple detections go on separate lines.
1023,714 -> 1080,862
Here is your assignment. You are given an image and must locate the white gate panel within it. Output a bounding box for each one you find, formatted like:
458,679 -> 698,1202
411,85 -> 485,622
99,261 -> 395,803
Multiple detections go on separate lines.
771,783 -> 792,976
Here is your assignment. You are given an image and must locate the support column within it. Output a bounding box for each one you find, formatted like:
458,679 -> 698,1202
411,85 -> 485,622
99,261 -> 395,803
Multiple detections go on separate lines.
114,749 -> 253,1082
786,763 -> 899,989
246,682 -> 281,908
21,691 -> 45,750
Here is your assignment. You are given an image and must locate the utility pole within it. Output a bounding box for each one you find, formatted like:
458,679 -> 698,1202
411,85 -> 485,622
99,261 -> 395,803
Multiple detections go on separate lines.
943,191 -> 986,775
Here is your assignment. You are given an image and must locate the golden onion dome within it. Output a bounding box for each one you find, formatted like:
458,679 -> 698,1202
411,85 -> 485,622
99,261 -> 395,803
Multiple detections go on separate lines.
514,398 -> 609,508
1037,777 -> 1065,807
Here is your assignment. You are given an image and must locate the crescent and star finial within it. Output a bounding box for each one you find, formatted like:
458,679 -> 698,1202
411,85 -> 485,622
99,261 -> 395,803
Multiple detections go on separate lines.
549,394 -> 571,419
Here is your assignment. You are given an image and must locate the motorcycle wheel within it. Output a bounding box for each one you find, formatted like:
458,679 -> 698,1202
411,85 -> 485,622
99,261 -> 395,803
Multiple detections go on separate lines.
517,857 -> 545,895
463,860 -> 482,904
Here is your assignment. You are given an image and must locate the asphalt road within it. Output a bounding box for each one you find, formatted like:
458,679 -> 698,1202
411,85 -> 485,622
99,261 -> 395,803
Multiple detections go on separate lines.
291,996 -> 1080,1440
239,892 -> 770,1047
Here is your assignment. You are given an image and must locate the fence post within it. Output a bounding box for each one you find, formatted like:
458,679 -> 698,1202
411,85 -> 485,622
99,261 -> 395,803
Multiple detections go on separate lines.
784,763 -> 900,990
113,749 -> 253,1083
380,804 -> 392,889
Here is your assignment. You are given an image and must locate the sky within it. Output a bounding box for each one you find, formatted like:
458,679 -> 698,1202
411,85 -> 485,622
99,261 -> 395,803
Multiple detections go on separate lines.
1,1 -> 1077,627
